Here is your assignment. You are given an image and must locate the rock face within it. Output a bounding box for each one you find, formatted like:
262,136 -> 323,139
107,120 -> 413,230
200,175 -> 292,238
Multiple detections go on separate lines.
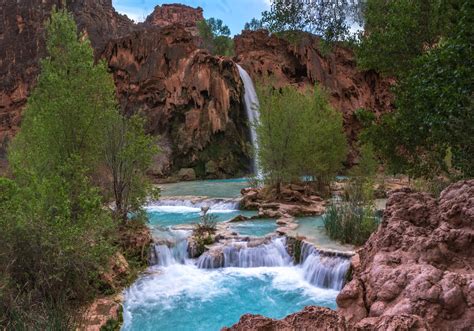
226,180 -> 474,330
144,3 -> 203,36
337,180 -> 474,330
102,25 -> 250,178
234,30 -> 394,164
0,1 -> 251,178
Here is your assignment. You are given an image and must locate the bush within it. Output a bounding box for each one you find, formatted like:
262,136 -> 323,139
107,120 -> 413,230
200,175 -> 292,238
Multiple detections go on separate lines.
323,202 -> 378,246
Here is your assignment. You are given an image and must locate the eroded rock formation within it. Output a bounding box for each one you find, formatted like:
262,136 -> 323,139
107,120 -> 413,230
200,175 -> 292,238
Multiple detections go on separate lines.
234,30 -> 394,164
1,2 -> 393,177
226,180 -> 474,330
337,180 -> 474,329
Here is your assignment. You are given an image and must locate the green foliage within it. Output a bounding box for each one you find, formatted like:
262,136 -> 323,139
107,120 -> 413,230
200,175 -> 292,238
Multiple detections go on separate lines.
0,8 -> 137,329
103,113 -> 159,221
244,18 -> 264,31
193,213 -> 217,255
323,199 -> 378,246
362,1 -> 474,178
356,0 -> 460,77
256,84 -> 347,194
324,143 -> 379,246
197,18 -> 234,56
246,0 -> 363,42
354,108 -> 376,128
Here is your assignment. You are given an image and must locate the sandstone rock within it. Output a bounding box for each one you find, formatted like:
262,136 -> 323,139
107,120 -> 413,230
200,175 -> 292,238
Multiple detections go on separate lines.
177,168 -> 196,181
223,306 -> 349,330
337,180 -> 474,329
79,297 -> 121,331
144,4 -> 203,36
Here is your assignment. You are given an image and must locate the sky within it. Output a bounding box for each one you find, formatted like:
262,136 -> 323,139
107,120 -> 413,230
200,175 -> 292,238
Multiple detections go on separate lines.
112,0 -> 271,35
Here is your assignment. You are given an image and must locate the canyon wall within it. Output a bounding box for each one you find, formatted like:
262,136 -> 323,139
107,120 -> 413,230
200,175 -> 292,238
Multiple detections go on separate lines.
234,30 -> 394,164
1,1 -> 393,177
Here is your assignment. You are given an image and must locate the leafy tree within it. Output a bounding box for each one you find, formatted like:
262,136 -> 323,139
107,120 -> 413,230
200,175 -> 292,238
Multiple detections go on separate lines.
103,113 -> 159,221
1,8 -> 117,328
244,18 -> 264,31
362,1 -> 474,178
256,84 -> 347,194
356,0 -> 460,77
197,18 -> 234,56
247,0 -> 363,42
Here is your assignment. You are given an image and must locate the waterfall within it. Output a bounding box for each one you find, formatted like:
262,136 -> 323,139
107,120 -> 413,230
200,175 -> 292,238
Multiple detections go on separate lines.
236,64 -> 260,176
149,230 -> 189,266
299,242 -> 351,290
197,237 -> 291,268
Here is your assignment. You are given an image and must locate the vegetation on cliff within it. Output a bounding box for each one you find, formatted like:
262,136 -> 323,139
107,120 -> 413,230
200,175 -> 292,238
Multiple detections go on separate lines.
0,9 -> 155,329
198,17 -> 234,56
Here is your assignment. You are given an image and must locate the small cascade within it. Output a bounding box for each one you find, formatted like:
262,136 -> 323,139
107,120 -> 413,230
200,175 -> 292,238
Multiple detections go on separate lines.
147,198 -> 239,213
299,242 -> 351,290
197,237 -> 291,269
149,230 -> 189,266
236,64 -> 261,176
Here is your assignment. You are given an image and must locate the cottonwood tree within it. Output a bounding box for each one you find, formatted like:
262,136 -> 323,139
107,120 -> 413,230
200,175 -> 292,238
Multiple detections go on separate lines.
256,84 -> 347,195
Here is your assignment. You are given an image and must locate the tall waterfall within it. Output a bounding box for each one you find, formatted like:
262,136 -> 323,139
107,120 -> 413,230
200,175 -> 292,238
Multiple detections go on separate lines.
300,242 -> 351,290
236,64 -> 260,176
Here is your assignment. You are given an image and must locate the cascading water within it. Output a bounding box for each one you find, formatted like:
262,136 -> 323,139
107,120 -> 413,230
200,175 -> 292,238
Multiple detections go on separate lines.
299,242 -> 351,290
197,237 -> 291,269
236,64 -> 261,176
149,229 -> 190,266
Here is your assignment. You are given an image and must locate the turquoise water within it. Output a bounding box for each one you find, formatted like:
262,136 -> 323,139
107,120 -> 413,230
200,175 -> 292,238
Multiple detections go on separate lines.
123,265 -> 338,331
229,219 -> 277,237
291,216 -> 354,252
159,178 -> 249,198
124,179 -> 346,331
147,209 -> 257,228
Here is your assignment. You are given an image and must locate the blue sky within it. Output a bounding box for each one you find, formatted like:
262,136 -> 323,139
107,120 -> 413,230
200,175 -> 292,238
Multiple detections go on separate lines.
112,0 -> 271,35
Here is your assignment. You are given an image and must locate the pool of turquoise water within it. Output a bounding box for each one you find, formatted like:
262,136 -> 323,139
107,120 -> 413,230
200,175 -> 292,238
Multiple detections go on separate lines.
290,216 -> 354,252
229,218 -> 277,237
158,178 -> 249,198
123,264 -> 338,331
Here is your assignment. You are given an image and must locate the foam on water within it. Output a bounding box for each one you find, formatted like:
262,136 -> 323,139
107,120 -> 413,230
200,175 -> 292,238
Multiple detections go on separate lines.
123,263 -> 339,331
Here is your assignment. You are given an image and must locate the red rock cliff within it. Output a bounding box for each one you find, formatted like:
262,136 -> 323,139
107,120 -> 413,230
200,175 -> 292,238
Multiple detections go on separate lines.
234,30 -> 394,164
144,3 -> 203,36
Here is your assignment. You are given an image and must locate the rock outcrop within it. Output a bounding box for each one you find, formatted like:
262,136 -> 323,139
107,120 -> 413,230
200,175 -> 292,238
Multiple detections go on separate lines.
226,180 -> 474,330
337,180 -> 474,330
234,30 -> 394,164
144,3 -> 203,36
102,25 -> 250,178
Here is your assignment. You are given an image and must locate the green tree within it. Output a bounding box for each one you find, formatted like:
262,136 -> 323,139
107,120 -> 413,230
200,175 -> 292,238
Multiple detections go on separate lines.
197,18 -> 234,56
362,1 -> 474,178
1,8 -> 117,328
103,113 -> 159,221
256,84 -> 347,194
357,0 -> 460,77
244,18 -> 264,31
248,0 -> 363,42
